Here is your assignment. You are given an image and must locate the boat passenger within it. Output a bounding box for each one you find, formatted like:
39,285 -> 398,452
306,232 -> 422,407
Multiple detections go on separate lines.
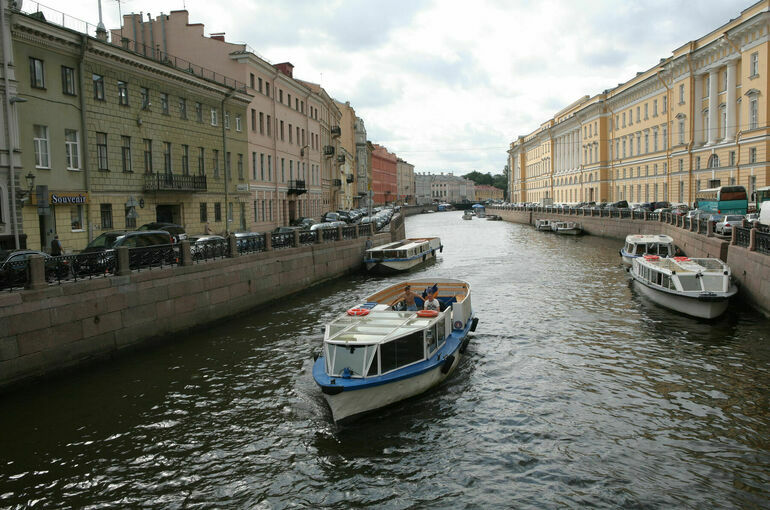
423,293 -> 440,312
403,285 -> 420,311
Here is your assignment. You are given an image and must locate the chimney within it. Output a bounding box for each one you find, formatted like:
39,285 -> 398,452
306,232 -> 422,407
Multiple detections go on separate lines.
210,32 -> 225,41
275,62 -> 294,78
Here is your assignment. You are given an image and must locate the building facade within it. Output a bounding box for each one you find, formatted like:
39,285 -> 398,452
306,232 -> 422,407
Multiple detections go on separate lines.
430,172 -> 475,203
334,100 -> 358,209
509,1 -> 770,207
474,185 -> 504,201
414,172 -> 432,205
354,117 -> 371,207
396,158 -> 415,205
371,144 -> 397,205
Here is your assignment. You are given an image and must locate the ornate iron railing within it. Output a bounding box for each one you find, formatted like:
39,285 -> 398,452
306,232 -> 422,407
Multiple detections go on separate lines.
358,224 -> 372,236
144,173 -> 207,192
271,232 -> 295,249
698,221 -> 708,235
236,234 -> 266,254
648,212 -> 659,221
756,231 -> 770,255
322,228 -> 339,241
342,226 -> 357,239
299,231 -> 317,245
620,210 -> 631,219
683,218 -> 691,229
0,259 -> 29,290
128,244 -> 179,271
632,211 -> 644,220
192,239 -> 228,262
734,227 -> 751,248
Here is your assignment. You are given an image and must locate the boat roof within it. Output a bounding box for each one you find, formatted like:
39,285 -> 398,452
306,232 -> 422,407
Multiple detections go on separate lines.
638,256 -> 727,274
625,234 -> 674,243
367,238 -> 439,252
326,310 -> 441,345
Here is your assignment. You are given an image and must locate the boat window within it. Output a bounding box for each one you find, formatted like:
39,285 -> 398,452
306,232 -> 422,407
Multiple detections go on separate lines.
678,275 -> 702,292
329,344 -> 371,376
366,347 -> 378,376
425,326 -> 438,355
635,243 -> 645,255
380,331 -> 424,373
658,244 -> 669,257
702,275 -> 724,292
654,270 -> 662,286
661,274 -> 672,289
436,318 -> 445,345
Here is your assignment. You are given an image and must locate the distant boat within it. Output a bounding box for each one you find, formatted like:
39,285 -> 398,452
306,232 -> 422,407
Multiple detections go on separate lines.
462,210 -> 473,220
486,215 -> 502,221
364,237 -> 442,274
313,278 -> 478,422
552,221 -> 582,235
534,218 -> 554,231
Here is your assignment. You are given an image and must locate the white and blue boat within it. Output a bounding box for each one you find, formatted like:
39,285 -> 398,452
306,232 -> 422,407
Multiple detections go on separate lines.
619,234 -> 676,266
364,237 -> 442,273
313,278 -> 478,423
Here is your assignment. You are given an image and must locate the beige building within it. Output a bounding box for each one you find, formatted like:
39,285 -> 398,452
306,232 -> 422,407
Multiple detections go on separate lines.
334,100 -> 358,209
510,1 -> 770,207
396,158 -> 415,205
474,185 -> 504,201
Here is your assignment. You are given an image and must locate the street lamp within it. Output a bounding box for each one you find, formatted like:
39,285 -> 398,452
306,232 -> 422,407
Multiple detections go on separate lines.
19,172 -> 35,204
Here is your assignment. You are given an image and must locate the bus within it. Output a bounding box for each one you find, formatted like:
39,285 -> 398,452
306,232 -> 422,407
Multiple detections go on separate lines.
694,185 -> 748,215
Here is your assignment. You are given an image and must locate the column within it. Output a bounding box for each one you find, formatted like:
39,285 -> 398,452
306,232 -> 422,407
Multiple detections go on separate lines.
693,74 -> 703,145
569,132 -> 573,169
726,60 -> 737,139
707,68 -> 719,144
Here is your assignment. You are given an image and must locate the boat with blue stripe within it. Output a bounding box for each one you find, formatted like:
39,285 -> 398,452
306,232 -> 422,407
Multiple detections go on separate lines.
364,237 -> 442,274
313,278 -> 478,423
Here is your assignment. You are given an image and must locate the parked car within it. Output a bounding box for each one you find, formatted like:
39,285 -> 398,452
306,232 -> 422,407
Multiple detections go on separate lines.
290,217 -> 316,229
715,215 -> 744,235
746,213 -> 760,227
187,235 -> 227,260
138,222 -> 187,243
322,212 -> 340,222
77,230 -> 174,274
0,249 -> 70,288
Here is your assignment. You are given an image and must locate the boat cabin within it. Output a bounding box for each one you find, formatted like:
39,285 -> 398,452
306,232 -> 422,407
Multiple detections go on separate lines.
365,238 -> 439,261
634,256 -> 731,293
623,234 -> 675,257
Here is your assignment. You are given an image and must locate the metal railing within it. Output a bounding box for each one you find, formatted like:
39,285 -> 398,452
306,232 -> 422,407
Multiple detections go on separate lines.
299,231 -> 317,245
271,232 -> 295,249
0,259 -> 29,291
192,239 -> 228,262
756,231 -> 770,255
144,173 -> 207,192
236,234 -> 266,254
128,244 -> 180,271
734,227 -> 751,248
322,228 -> 339,241
698,221 -> 708,235
342,226 -> 357,239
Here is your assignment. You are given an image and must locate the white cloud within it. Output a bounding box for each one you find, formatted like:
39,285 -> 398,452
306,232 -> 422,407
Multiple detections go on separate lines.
50,0 -> 751,175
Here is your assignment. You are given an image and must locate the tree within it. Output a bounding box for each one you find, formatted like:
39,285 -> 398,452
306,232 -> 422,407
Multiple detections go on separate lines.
464,170 -> 508,194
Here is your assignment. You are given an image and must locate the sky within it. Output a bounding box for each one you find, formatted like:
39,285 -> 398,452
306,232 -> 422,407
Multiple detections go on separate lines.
51,0 -> 753,175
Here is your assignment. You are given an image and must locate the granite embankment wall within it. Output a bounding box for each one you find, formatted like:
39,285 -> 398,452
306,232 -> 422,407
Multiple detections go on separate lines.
402,204 -> 437,216
494,208 -> 770,316
0,222 -> 405,390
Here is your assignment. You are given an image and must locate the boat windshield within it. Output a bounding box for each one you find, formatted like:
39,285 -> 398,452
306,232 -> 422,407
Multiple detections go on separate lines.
327,343 -> 377,377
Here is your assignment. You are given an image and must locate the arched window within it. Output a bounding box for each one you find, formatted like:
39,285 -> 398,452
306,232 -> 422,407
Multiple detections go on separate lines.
707,154 -> 720,168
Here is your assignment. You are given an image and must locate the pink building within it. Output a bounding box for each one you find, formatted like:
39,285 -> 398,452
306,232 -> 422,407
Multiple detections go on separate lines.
371,145 -> 397,205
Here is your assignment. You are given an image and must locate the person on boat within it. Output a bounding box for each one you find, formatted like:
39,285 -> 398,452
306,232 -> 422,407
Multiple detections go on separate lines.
403,285 -> 420,311
423,286 -> 440,311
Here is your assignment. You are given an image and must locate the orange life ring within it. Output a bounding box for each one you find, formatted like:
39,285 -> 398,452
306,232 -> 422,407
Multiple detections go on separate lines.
674,256 -> 690,262
643,255 -> 659,261
347,307 -> 370,316
417,310 -> 439,318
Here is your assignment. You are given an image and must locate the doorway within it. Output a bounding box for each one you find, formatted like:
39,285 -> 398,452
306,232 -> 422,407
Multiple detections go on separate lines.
38,207 -> 56,252
156,204 -> 181,224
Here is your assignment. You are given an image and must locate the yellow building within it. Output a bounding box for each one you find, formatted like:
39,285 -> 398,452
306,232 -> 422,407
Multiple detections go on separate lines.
509,1 -> 770,206
474,185 -> 504,201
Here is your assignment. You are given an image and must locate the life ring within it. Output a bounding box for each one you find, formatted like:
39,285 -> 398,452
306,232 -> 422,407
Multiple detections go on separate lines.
643,255 -> 659,261
453,320 -> 463,330
347,307 -> 370,316
674,256 -> 690,262
417,310 -> 439,318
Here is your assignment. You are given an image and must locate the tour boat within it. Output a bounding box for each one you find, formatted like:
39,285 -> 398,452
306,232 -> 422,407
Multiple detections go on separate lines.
462,210 -> 473,220
630,255 -> 737,319
486,215 -> 502,221
364,237 -> 443,274
535,219 -> 554,231
620,234 -> 676,266
313,278 -> 478,423
552,221 -> 582,235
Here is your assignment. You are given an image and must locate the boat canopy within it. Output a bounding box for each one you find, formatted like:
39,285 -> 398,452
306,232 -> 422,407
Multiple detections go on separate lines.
326,310 -> 440,345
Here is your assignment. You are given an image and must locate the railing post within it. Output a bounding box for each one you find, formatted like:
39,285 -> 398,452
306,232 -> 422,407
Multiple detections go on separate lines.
369,223 -> 375,236
336,225 -> 343,241
264,233 -> 273,251
180,240 -> 193,266
749,228 -> 757,251
731,226 -> 737,245
707,220 -> 714,237
293,230 -> 300,247
352,225 -> 358,238
316,229 -> 323,244
26,254 -> 47,290
228,234 -> 239,257
643,211 -> 648,221
691,219 -> 696,232
116,246 -> 131,276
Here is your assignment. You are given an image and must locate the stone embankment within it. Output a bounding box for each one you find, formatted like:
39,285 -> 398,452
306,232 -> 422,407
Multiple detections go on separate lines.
492,206 -> 770,317
0,218 -> 406,390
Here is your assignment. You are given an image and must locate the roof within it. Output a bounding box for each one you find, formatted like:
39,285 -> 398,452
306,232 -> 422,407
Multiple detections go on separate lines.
326,310 -> 439,345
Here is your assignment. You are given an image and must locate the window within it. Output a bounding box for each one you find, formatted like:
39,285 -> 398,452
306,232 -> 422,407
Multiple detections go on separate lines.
288,123 -> 293,143
240,203 -> 246,230
96,132 -> 108,170
749,147 -> 757,164
280,120 -> 284,141
259,112 -> 264,134
622,112 -> 626,127
267,115 -> 271,136
279,89 -> 283,103
265,82 -> 270,97
93,74 -> 104,100
118,81 -> 128,105
32,125 -> 50,169
224,111 -> 230,129
662,96 -> 667,113
663,126 -> 668,150
644,103 -> 648,120
179,97 -> 187,119
679,159 -> 684,172
29,57 -> 45,88
121,135 -> 132,172
195,102 -> 203,122
288,93 -> 291,107
181,144 -> 189,175
250,73 -> 255,89
281,158 -> 285,181
709,155 -> 719,168
61,66 -> 76,95
653,99 -> 658,117
258,77 -> 263,93
721,108 -> 727,138
215,202 -> 222,222
679,181 -> 684,203
749,97 -> 758,130
65,129 -> 80,170
143,139 -> 153,173
695,156 -> 700,170
70,204 -> 83,231
750,176 -> 757,197
629,109 -> 633,125
198,147 -> 205,175
237,153 -> 244,180
200,202 -> 207,222
226,152 -> 231,179
251,109 -> 256,131
125,206 -> 136,229
163,141 -> 172,173
100,203 -> 113,229
211,107 -> 218,126
644,132 -> 649,153
235,114 -> 242,132
729,151 -> 735,166
213,149 -> 220,178
161,92 -> 169,114
679,84 -> 685,104
140,87 -> 150,109
653,130 -> 659,152
267,155 -> 272,180
228,202 -> 234,223
750,52 -> 759,77
260,153 -> 265,180
678,120 -> 685,144
252,152 -> 257,180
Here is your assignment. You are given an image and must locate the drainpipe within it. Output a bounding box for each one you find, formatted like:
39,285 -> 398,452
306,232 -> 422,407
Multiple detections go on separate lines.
79,35 -> 92,242
1,1 -> 19,248
222,90 -> 233,234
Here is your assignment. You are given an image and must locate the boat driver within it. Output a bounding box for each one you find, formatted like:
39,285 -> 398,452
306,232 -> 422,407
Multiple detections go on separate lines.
403,285 -> 419,311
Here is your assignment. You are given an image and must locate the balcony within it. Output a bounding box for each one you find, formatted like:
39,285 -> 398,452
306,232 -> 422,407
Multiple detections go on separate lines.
331,126 -> 341,137
323,145 -> 335,156
336,154 -> 346,164
144,173 -> 207,192
288,179 -> 307,196
333,179 -> 342,187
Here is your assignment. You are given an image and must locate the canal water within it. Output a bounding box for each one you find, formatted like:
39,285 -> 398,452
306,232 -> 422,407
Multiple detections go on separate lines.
1,211 -> 769,508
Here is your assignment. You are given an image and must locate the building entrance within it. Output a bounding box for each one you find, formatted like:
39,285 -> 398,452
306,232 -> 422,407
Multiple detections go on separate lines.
38,207 -> 56,252
156,204 -> 182,224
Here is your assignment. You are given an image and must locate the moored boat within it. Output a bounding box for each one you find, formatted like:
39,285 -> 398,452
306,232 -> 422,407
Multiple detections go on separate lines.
462,210 -> 473,220
552,221 -> 582,235
630,255 -> 737,319
364,237 -> 442,273
486,214 -> 502,221
535,219 -> 554,231
313,279 -> 478,422
620,234 -> 675,266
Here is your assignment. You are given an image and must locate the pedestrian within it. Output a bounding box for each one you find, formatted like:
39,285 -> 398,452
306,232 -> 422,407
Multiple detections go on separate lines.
365,237 -> 372,250
50,235 -> 63,256
204,222 -> 213,235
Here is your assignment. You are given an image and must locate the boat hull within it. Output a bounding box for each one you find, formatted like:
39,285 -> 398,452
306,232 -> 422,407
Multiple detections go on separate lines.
632,278 -> 732,319
555,228 -> 581,235
366,252 -> 436,273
